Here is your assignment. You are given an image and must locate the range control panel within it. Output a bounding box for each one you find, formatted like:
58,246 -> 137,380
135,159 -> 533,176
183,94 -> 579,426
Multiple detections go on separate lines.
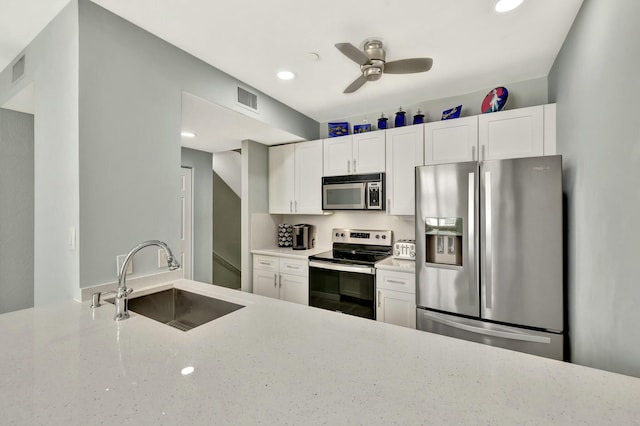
332,228 -> 393,246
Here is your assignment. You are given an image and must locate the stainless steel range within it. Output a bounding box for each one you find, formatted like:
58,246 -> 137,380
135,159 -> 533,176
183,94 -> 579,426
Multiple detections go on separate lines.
308,228 -> 393,319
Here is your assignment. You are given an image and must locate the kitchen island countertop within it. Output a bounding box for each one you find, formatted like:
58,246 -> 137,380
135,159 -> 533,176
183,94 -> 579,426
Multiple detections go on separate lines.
1,279 -> 639,425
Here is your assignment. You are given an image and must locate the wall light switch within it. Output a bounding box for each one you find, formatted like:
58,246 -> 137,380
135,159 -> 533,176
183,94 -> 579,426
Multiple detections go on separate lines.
116,255 -> 133,276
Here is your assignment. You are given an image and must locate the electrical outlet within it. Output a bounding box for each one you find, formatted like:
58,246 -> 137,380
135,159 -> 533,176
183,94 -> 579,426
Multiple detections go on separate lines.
116,255 -> 133,276
158,249 -> 168,268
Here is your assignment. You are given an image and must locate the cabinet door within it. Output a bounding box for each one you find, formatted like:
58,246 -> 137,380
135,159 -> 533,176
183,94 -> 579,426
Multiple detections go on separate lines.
478,105 -> 544,161
353,131 -> 385,174
269,144 -> 295,213
253,269 -> 279,299
376,288 -> 416,329
323,135 -> 352,176
294,139 -> 323,214
385,125 -> 424,215
279,273 -> 309,305
424,116 -> 478,165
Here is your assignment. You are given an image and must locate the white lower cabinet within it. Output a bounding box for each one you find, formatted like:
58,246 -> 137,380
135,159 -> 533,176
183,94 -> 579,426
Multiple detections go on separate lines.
376,269 -> 416,329
253,255 -> 309,305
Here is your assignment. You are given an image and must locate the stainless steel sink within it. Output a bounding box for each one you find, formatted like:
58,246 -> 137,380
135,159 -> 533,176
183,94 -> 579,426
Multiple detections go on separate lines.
108,288 -> 244,331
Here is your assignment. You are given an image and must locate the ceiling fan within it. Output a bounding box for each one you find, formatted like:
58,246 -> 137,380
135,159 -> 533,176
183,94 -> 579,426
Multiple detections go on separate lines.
335,39 -> 433,93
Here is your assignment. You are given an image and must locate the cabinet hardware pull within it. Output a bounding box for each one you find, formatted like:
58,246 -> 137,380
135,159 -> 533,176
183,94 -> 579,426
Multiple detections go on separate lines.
387,279 -> 406,285
289,201 -> 293,213
472,145 -> 476,161
481,145 -> 486,161
347,160 -> 351,174
259,261 -> 270,266
353,159 -> 357,173
274,274 -> 277,287
279,275 -> 282,288
294,200 -> 298,212
377,290 -> 381,308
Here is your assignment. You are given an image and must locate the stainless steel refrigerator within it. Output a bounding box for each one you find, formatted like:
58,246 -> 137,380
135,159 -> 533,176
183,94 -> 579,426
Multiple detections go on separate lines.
415,155 -> 564,360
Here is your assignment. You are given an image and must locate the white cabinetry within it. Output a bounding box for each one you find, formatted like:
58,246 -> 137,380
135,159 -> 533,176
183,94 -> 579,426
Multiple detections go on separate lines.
376,269 -> 416,329
253,255 -> 309,305
423,104 -> 556,166
323,132 -> 385,176
385,125 -> 424,215
478,104 -> 556,160
269,140 -> 323,214
424,116 -> 478,165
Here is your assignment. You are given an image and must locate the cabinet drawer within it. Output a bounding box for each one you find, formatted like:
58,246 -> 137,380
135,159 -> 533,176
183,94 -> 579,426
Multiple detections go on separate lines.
253,255 -> 278,273
279,258 -> 308,277
376,270 -> 415,294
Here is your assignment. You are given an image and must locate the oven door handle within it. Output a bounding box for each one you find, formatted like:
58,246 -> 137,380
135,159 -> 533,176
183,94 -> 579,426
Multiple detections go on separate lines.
309,261 -> 375,275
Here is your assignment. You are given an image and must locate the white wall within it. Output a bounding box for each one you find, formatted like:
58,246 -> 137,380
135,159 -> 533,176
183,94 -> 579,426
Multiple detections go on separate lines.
0,1 -> 80,305
549,0 -> 640,377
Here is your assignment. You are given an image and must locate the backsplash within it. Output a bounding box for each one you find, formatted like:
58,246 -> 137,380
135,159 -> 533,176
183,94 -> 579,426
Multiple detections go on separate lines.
253,212 -> 415,249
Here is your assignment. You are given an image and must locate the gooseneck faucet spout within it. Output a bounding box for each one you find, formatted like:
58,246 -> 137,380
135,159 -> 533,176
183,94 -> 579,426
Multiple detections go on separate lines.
114,240 -> 180,321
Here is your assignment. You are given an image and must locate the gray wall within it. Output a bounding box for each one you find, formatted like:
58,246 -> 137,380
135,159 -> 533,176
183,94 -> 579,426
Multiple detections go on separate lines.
320,77 -> 549,137
0,1 -> 80,305
549,0 -> 640,377
77,0 -> 317,287
213,171 -> 241,289
181,147 -> 213,284
0,109 -> 34,313
241,140 -> 269,292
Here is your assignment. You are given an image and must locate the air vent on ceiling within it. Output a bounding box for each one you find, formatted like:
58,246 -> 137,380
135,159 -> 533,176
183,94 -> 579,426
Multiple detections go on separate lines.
237,86 -> 258,112
12,55 -> 25,83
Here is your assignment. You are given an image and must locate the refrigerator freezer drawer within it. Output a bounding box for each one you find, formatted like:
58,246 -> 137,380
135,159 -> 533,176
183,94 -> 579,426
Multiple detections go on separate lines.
417,309 -> 564,361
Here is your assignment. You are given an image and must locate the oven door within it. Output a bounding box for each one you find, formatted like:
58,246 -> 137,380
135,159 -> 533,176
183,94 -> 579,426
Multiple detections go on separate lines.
322,182 -> 366,210
308,261 -> 375,319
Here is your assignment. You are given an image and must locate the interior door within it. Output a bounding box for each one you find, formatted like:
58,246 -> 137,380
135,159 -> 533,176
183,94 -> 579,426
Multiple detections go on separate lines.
480,156 -> 563,331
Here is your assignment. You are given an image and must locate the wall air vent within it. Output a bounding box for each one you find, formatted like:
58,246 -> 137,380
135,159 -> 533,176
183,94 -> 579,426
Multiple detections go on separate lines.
237,86 -> 258,112
12,55 -> 25,83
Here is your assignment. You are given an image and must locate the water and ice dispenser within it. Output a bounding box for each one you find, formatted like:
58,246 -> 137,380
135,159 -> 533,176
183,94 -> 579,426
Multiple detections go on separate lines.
424,217 -> 463,266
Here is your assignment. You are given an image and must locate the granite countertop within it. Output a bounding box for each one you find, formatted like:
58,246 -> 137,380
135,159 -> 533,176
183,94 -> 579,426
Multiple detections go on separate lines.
376,256 -> 416,273
251,246 -> 329,259
1,279 -> 639,425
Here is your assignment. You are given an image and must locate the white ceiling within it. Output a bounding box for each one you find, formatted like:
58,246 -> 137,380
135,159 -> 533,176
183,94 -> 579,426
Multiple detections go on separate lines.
1,0 -> 584,151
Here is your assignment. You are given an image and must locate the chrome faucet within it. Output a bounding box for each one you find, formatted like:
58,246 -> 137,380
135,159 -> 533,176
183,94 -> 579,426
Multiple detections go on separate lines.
114,240 -> 180,321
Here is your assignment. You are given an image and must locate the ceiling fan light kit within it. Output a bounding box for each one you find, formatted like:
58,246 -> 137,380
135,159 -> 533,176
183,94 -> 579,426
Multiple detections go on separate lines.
335,39 -> 433,93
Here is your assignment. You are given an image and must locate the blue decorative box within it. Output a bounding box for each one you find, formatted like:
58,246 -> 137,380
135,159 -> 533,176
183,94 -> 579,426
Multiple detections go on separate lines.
328,122 -> 349,137
442,105 -> 462,120
353,124 -> 371,134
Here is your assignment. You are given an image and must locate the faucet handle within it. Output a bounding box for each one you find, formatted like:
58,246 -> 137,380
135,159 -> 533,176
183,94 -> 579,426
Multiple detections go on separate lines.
90,292 -> 101,308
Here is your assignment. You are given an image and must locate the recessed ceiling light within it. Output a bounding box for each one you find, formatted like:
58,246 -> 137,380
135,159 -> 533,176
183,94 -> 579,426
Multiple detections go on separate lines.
181,366 -> 195,376
277,70 -> 295,80
494,0 -> 524,13
181,131 -> 196,138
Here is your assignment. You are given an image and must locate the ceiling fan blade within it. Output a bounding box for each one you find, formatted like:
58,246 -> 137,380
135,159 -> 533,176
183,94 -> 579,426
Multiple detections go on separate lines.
384,58 -> 433,74
335,42 -> 370,65
343,75 -> 367,93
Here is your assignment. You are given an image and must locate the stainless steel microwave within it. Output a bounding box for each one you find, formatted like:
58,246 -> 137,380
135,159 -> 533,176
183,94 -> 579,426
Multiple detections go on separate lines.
322,173 -> 385,210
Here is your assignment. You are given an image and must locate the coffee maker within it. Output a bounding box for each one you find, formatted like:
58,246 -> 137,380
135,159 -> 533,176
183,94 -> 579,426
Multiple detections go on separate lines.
292,224 -> 315,250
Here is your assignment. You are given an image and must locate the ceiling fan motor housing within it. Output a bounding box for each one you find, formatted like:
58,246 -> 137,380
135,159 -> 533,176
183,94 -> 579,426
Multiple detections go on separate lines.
362,61 -> 384,81
363,39 -> 385,61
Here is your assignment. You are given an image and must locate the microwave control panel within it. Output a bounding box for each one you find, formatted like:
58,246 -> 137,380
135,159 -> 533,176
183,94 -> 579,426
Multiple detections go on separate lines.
367,182 -> 382,210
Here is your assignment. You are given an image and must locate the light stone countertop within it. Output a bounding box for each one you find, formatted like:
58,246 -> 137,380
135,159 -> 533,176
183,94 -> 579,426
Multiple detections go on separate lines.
1,279 -> 640,425
376,256 -> 416,273
251,246 -> 329,259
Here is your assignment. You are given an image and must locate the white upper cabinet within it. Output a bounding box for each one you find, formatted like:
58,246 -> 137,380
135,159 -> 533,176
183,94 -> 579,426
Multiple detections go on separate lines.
352,132 -> 386,174
268,144 -> 295,214
424,116 -> 478,165
478,104 -> 556,161
323,132 -> 385,176
269,140 -> 323,214
294,139 -> 323,214
385,125 -> 424,215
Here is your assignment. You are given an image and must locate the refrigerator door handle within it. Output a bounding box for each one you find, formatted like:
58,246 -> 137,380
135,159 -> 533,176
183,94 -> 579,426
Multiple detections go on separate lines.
422,311 -> 552,344
484,171 -> 493,309
468,172 -> 476,306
